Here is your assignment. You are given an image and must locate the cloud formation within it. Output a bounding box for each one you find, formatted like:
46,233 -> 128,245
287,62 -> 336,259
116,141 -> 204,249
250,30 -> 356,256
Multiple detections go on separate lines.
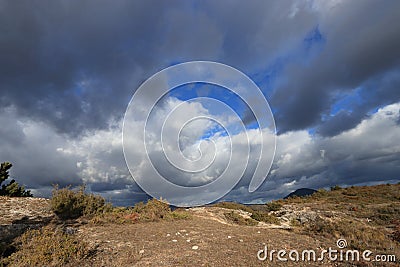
1,1 -> 400,204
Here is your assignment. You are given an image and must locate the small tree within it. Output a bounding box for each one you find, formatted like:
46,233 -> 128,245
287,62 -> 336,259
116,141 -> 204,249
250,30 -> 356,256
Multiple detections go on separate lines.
0,162 -> 32,197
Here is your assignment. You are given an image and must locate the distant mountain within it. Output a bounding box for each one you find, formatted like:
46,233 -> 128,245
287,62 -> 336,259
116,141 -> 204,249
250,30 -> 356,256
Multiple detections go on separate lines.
284,188 -> 317,199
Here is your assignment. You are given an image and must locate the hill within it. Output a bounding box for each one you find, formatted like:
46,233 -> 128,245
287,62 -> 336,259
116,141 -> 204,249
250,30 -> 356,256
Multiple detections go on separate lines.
284,188 -> 317,199
0,183 -> 399,266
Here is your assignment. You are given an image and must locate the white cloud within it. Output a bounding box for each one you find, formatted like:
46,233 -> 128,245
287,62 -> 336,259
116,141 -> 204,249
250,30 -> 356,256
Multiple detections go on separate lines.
1,101 -> 399,204
269,102 -> 400,187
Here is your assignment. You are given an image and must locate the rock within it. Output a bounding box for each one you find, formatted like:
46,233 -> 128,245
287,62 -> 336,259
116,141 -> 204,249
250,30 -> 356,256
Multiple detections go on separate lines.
64,227 -> 77,235
0,196 -> 54,243
192,245 -> 199,250
276,206 -> 318,225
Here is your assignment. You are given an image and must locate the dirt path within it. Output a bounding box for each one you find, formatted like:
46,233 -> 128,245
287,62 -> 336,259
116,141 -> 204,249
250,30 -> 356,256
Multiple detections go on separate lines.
77,211 -> 335,267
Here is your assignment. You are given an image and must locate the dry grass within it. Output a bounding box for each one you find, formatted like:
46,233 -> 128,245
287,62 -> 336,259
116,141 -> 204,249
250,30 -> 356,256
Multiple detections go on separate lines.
305,217 -> 390,251
281,183 -> 400,259
3,226 -> 92,267
281,184 -> 400,225
91,199 -> 191,225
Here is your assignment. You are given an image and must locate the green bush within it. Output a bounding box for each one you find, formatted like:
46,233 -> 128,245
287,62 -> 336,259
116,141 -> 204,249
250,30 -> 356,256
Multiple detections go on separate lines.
0,162 -> 32,197
51,185 -> 111,219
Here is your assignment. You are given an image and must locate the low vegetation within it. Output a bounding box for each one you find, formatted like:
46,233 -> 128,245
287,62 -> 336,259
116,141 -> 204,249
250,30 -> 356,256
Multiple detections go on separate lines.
4,226 -> 92,267
91,198 -> 191,224
2,186 -> 192,266
50,185 -> 192,223
250,211 -> 280,225
1,182 -> 399,266
281,183 -> 400,255
305,217 -> 389,251
282,183 -> 400,226
224,211 -> 258,226
264,201 -> 282,212
215,201 -> 281,225
213,201 -> 253,213
50,185 -> 112,219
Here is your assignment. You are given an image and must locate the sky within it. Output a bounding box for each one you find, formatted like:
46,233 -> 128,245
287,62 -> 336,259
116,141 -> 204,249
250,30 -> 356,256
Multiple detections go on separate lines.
1,0 -> 400,206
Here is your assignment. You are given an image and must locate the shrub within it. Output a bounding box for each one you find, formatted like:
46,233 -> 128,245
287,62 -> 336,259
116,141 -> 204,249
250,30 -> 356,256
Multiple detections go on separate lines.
5,226 -> 91,266
290,218 -> 301,227
166,209 -> 192,220
133,198 -> 171,222
51,185 -> 111,219
251,211 -> 280,225
265,201 -> 282,212
91,199 -> 191,224
213,201 -> 254,213
330,185 -> 342,191
0,162 -> 32,197
224,211 -> 258,226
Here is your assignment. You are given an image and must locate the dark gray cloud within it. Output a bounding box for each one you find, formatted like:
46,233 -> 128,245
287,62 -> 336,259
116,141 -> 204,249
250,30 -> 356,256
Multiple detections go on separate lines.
271,0 -> 400,134
0,0 -> 318,136
317,70 -> 400,136
0,0 -> 169,135
317,110 -> 366,137
0,108 -> 83,188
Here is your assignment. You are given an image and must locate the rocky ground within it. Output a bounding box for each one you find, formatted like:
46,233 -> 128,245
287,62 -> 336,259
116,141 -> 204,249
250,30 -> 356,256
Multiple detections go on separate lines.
0,196 -> 54,247
1,184 -> 399,266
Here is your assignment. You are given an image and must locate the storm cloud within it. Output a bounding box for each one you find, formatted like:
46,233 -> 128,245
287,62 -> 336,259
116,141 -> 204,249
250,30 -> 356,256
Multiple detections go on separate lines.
1,0 -> 400,205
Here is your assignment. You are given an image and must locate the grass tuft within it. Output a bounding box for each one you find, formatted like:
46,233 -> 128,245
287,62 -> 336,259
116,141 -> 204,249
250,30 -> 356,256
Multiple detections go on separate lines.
4,226 -> 92,266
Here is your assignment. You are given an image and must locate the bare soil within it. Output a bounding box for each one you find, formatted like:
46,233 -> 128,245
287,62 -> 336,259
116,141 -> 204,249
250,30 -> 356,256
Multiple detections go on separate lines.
1,192 -> 399,267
